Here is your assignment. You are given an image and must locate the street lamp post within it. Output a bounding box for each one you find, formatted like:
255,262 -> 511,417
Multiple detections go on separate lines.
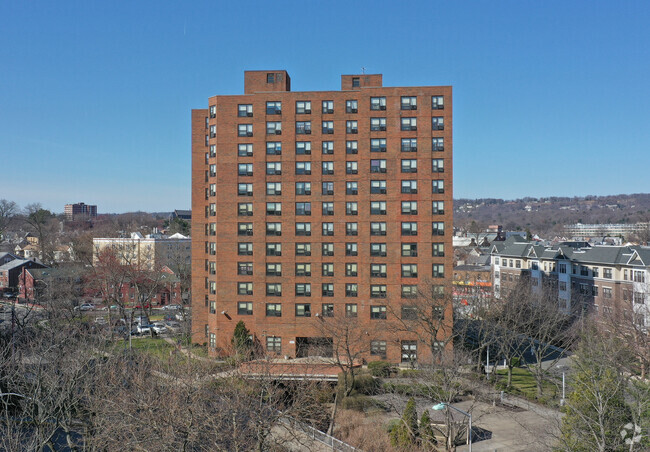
433,402 -> 472,452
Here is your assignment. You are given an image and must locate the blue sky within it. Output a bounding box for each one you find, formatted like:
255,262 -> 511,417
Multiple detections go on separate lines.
1,1 -> 649,213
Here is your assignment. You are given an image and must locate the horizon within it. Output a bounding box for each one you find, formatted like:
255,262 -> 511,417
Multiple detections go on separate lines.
2,1 -> 650,212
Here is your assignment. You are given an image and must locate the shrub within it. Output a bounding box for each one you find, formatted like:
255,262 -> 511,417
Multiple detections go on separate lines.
354,374 -> 381,395
368,360 -> 394,377
340,395 -> 375,411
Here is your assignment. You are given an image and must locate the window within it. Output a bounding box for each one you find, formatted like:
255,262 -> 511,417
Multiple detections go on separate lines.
402,264 -> 418,278
208,164 -> 216,177
296,141 -> 311,155
238,203 -> 253,216
432,117 -> 444,130
402,243 -> 418,257
209,105 -> 216,118
603,268 -> 613,279
371,285 -> 387,298
346,303 -> 358,317
237,282 -> 253,295
296,121 -> 311,134
432,137 -> 444,151
432,264 -> 445,278
322,161 -> 334,175
345,161 -> 358,175
401,138 -> 417,152
295,263 -> 311,277
401,305 -> 418,320
295,304 -> 311,317
401,341 -> 418,363
370,138 -> 387,152
559,263 -> 567,274
401,96 -> 417,110
402,222 -> 418,236
370,222 -> 386,236
370,117 -> 386,131
265,142 -> 282,155
322,141 -> 334,154
238,124 -> 253,137
322,202 -> 334,215
322,285 -> 334,297
432,243 -> 445,257
432,201 -> 444,215
296,202 -> 311,216
322,222 -> 334,236
266,222 -> 282,236
266,263 -> 282,276
296,243 -> 311,256
346,181 -> 358,195
346,120 -> 358,134
265,162 -> 281,176
296,101 -> 311,114
295,162 -> 311,175
237,302 -> 253,315
371,264 -> 387,278
603,287 -> 612,299
346,203 -> 358,217
370,96 -> 386,110
633,270 -> 646,283
346,263 -> 358,277
432,222 -> 445,236
322,121 -> 334,134
322,100 -> 334,114
402,180 -> 418,194
322,243 -> 334,256
322,182 -> 334,195
401,118 -> 417,131
266,283 -> 282,296
295,182 -> 311,195
295,283 -> 311,297
370,305 -> 387,319
370,180 -> 387,194
266,243 -> 282,256
209,125 -> 216,138
370,340 -> 386,358
266,101 -> 281,115
238,143 -> 253,156
206,242 -> 216,255
402,285 -> 418,299
267,336 -> 282,352
238,262 -> 253,275
352,77 -> 360,87
266,121 -> 282,135
345,243 -> 358,256
634,292 -> 645,304
370,159 -> 387,173
432,159 -> 444,173
209,145 -> 217,158
432,180 -> 444,194
346,141 -> 358,154
265,304 -> 282,319
321,303 -> 334,316
346,99 -> 358,113
345,283 -> 358,297
266,202 -> 282,216
266,182 -> 282,196
322,263 -> 334,277
295,222 -> 311,236
432,95 -> 444,109
238,242 -> 253,255
238,163 -> 253,176
238,223 -> 253,236
370,243 -> 386,257
370,201 -> 387,215
208,261 -> 216,275
401,201 -> 418,215
266,73 -> 274,83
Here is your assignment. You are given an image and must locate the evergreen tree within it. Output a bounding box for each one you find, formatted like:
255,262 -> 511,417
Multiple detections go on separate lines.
231,321 -> 252,358
390,397 -> 419,448
419,409 -> 437,449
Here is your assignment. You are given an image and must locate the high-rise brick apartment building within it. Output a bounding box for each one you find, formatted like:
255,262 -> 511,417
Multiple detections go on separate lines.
191,71 -> 453,364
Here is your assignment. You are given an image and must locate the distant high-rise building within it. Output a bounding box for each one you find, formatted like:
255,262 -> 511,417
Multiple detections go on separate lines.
191,70 -> 453,364
64,202 -> 97,221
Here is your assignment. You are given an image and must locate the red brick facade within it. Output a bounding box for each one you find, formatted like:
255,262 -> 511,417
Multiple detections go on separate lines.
192,71 -> 453,364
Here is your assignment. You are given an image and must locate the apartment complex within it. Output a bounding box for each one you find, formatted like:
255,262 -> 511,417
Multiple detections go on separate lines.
93,232 -> 191,271
491,237 -> 650,328
564,222 -> 650,238
192,71 -> 453,364
64,202 -> 97,221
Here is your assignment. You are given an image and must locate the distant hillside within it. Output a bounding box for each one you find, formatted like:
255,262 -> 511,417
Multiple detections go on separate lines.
454,194 -> 650,236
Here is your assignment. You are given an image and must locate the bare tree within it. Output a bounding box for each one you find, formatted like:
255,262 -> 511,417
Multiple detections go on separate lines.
0,199 -> 18,242
23,203 -> 58,265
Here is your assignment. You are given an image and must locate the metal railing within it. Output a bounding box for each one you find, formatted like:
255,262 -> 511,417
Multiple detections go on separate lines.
278,414 -> 360,452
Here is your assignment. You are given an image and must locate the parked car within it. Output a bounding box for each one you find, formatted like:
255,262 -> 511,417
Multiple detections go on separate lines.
175,312 -> 188,321
151,322 -> 167,334
75,303 -> 95,311
101,305 -> 119,311
161,304 -> 181,311
164,321 -> 182,334
136,324 -> 153,335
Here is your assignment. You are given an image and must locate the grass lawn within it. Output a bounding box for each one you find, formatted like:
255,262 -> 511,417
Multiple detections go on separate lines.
496,367 -> 558,405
